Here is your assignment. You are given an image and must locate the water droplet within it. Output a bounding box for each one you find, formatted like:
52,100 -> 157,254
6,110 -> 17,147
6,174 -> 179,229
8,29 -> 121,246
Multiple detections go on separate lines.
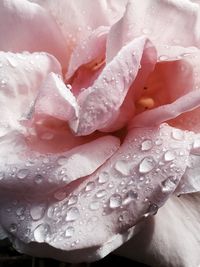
159,55 -> 168,61
54,191 -> 66,201
68,195 -> 78,205
65,207 -> 80,222
95,189 -> 107,199
16,207 -> 25,216
30,203 -> 46,221
141,139 -> 153,151
172,129 -> 184,140
143,203 -> 158,218
139,157 -> 156,173
109,194 -> 122,209
85,181 -> 95,192
65,226 -> 74,238
40,132 -> 54,140
122,190 -> 138,205
34,174 -> 43,184
57,156 -> 68,165
155,139 -> 162,145
164,150 -> 175,162
161,176 -> 177,193
118,210 -> 129,222
193,139 -> 200,149
89,201 -> 100,211
114,160 -> 130,176
9,223 -> 17,233
0,171 -> 4,180
98,172 -> 109,184
17,169 -> 29,179
34,223 -> 50,242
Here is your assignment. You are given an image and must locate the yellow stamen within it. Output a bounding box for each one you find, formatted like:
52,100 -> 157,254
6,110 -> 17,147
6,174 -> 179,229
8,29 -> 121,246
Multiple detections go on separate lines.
137,97 -> 155,109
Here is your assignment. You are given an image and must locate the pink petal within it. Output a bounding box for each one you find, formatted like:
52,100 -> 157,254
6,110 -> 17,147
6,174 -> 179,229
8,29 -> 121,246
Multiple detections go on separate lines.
0,0 -> 67,68
0,51 -> 61,135
71,36 -> 156,135
32,0 -> 127,59
0,124 -> 194,262
117,193 -> 200,267
107,0 -> 200,59
34,73 -> 78,122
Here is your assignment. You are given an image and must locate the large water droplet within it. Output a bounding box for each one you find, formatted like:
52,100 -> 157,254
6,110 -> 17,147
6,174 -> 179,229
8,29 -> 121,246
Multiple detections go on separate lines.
172,129 -> 184,140
143,203 -> 158,218
161,176 -> 177,193
9,223 -> 17,233
95,189 -> 107,199
98,172 -> 109,184
141,140 -> 153,151
34,223 -> 50,242
139,157 -> 156,173
114,160 -> 130,176
89,201 -> 100,211
85,181 -> 95,192
65,207 -> 80,222
17,169 -> 29,179
164,150 -> 175,162
68,195 -> 78,206
65,226 -> 74,238
109,194 -> 122,209
122,190 -> 138,205
30,203 -> 46,221
57,156 -> 68,165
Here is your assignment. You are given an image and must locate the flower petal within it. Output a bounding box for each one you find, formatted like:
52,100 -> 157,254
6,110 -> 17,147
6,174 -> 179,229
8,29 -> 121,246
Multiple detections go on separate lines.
0,0 -> 67,68
116,193 -> 200,267
0,51 -> 61,136
0,124 -> 194,262
71,36 -> 156,135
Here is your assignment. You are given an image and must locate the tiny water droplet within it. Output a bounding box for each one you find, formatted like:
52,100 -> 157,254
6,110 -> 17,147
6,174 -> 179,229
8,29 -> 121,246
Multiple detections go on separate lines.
9,223 -> 17,233
139,157 -> 156,173
30,203 -> 46,221
34,223 -> 50,242
17,169 -> 29,179
141,140 -> 153,151
57,156 -> 68,165
34,174 -> 43,184
95,189 -> 107,199
164,150 -> 175,162
89,201 -> 100,211
161,176 -> 177,193
109,194 -> 122,209
16,207 -> 25,216
114,160 -> 130,176
68,195 -> 78,205
65,207 -> 80,222
143,203 -> 158,218
98,172 -> 109,184
122,190 -> 138,205
65,226 -> 74,238
85,182 -> 95,192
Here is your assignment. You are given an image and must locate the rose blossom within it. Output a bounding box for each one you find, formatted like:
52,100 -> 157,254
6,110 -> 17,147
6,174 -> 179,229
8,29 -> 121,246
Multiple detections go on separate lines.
0,0 -> 200,266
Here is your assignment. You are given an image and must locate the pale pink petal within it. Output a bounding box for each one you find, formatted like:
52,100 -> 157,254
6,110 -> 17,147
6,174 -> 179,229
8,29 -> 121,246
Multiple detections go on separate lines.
0,124 -> 194,262
117,193 -> 200,267
71,36 -> 156,135
0,0 -> 67,68
107,0 -> 200,60
0,51 -> 61,135
66,26 -> 109,81
31,0 -> 127,58
34,73 -> 78,122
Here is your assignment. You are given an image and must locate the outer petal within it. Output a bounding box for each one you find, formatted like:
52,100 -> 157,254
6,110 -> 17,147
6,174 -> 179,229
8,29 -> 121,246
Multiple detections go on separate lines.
0,0 -> 67,68
0,124 -> 195,262
0,51 -> 61,136
116,193 -> 200,267
107,0 -> 200,60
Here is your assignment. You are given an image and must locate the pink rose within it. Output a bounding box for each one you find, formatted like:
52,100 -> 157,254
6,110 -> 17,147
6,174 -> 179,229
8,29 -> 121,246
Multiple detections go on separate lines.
0,0 -> 200,266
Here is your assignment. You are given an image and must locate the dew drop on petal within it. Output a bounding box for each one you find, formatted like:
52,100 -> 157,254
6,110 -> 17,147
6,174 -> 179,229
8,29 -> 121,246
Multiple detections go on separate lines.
98,172 -> 109,184
85,182 -> 95,192
89,201 -> 100,211
114,160 -> 130,176
95,189 -> 107,199
34,174 -> 43,184
143,203 -> 158,218
68,195 -> 78,206
17,169 -> 29,179
161,176 -> 177,193
109,194 -> 122,209
30,203 -> 46,221
141,139 -> 153,151
34,223 -> 50,242
172,129 -> 184,140
65,226 -> 74,238
122,190 -> 138,205
139,157 -> 156,173
9,223 -> 17,233
164,150 -> 176,162
65,207 -> 80,222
